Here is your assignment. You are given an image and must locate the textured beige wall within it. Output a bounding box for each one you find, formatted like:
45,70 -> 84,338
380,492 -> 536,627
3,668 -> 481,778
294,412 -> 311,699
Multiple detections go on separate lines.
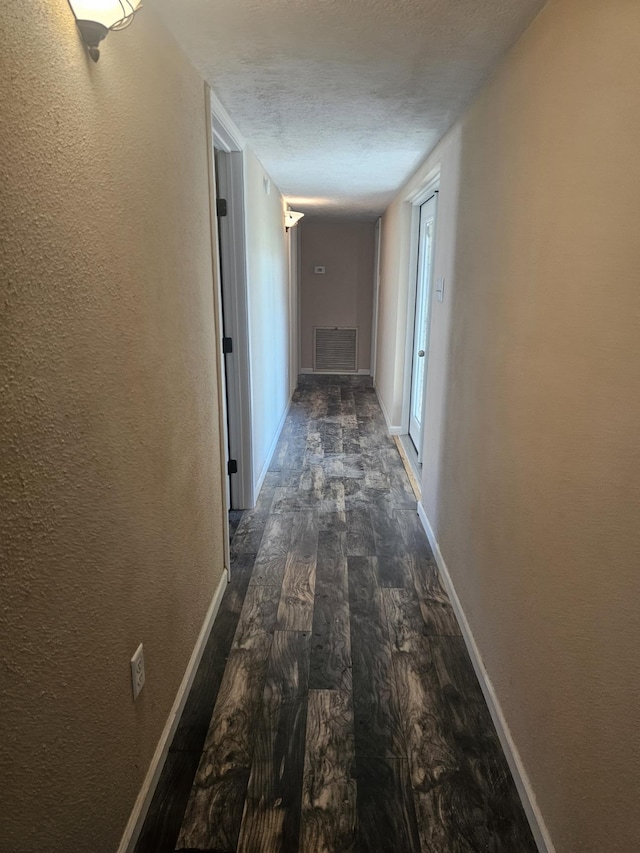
378,0 -> 640,850
243,149 -> 291,488
376,201 -> 413,424
0,4 -> 225,852
300,219 -> 375,371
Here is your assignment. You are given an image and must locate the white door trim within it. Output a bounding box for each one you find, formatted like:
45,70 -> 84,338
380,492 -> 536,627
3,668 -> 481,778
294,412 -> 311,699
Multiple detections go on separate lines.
211,91 -> 245,153
210,91 -> 255,509
288,226 -> 300,397
370,217 -> 382,382
401,170 -> 441,435
408,193 -> 438,461
204,85 -> 232,572
406,167 -> 441,205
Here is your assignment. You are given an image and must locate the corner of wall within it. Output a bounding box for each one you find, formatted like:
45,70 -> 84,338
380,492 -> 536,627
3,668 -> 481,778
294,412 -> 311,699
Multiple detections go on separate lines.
415,503 -> 555,853
373,383 -> 403,435
117,573 -> 228,853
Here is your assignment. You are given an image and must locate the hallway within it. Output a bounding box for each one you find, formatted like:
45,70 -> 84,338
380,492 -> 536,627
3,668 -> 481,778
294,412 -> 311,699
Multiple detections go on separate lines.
136,376 -> 536,853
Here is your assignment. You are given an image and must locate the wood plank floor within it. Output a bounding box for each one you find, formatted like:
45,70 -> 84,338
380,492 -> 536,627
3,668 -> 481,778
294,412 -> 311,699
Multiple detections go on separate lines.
135,375 -> 537,853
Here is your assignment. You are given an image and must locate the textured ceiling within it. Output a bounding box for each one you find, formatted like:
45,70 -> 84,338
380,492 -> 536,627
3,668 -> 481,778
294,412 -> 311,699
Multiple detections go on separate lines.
149,0 -> 546,218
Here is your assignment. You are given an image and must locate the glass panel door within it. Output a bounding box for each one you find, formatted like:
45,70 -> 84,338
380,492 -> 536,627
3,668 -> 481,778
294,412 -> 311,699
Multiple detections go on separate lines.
409,193 -> 437,461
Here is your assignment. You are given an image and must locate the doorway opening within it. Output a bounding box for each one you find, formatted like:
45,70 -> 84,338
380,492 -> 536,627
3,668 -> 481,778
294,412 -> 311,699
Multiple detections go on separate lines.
399,175 -> 440,486
409,192 -> 438,458
210,98 -> 254,516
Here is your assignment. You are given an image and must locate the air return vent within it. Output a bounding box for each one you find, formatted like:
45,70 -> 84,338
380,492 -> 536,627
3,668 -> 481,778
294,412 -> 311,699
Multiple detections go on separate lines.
314,327 -> 358,372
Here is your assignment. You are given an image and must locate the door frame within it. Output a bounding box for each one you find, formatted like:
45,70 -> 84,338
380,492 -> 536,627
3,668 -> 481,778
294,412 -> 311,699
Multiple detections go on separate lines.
401,169 -> 440,444
210,92 -> 255,510
204,86 -> 231,577
408,194 -> 438,461
370,217 -> 382,383
287,225 -> 300,398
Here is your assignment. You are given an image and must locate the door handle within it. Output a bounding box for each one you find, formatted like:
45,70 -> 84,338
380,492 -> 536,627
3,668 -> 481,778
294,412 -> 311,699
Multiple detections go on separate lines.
418,350 -> 425,357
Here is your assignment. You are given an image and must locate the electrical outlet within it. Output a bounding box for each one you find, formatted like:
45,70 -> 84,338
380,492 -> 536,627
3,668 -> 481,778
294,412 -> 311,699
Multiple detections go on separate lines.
130,643 -> 145,700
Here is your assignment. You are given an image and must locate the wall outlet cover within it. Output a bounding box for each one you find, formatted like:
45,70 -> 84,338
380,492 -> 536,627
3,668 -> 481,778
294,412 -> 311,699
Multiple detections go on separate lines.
130,643 -> 145,701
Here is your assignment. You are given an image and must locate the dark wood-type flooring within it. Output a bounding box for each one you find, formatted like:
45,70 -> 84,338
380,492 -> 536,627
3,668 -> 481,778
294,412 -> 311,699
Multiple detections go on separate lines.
135,375 -> 537,853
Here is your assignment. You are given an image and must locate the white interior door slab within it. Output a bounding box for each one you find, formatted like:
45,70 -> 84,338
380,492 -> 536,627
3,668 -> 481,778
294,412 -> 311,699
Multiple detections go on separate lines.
409,193 -> 437,461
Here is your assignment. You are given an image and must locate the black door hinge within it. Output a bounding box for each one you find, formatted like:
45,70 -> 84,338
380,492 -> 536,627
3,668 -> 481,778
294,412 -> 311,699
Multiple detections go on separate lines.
216,198 -> 228,217
222,336 -> 233,354
227,459 -> 238,475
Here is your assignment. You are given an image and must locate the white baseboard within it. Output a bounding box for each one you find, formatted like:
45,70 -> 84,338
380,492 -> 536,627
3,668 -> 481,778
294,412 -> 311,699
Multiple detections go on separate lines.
254,398 -> 291,499
416,502 -> 555,853
373,383 -> 403,435
117,570 -> 228,853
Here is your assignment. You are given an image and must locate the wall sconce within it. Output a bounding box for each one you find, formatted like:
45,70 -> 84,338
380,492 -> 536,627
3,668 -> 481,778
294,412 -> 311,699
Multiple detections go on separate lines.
285,210 -> 305,232
67,0 -> 142,62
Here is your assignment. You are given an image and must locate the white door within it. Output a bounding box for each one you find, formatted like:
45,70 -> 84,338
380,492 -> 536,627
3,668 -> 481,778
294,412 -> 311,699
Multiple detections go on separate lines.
214,147 -> 254,510
408,193 -> 437,460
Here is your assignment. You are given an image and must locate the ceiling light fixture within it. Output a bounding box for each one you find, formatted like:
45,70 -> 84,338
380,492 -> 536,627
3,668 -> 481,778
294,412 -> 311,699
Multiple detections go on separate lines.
67,0 -> 142,62
285,210 -> 305,232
